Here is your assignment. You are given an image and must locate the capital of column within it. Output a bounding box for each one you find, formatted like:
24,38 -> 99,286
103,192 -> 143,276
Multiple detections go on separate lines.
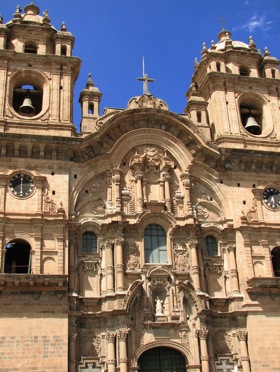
115,237 -> 124,246
106,332 -> 116,343
187,238 -> 198,250
106,239 -> 114,249
197,329 -> 208,340
162,172 -> 171,181
134,171 -> 144,181
237,330 -> 247,342
240,356 -> 250,361
118,330 -> 128,341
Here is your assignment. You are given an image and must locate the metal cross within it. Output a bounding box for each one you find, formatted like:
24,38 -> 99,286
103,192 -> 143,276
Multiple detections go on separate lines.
217,15 -> 228,30
137,57 -> 155,95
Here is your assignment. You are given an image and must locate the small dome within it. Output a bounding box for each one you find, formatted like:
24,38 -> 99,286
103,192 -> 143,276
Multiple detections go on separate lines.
6,2 -> 55,30
214,30 -> 249,51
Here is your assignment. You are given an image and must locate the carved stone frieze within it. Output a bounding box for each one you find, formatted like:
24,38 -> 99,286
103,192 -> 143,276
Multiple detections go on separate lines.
79,256 -> 101,272
124,239 -> 141,271
205,257 -> 224,274
127,94 -> 168,110
43,188 -> 65,215
75,173 -> 107,214
173,242 -> 190,273
241,197 -> 259,222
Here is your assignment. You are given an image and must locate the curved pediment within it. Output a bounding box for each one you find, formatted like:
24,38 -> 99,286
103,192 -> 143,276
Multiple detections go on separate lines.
78,109 -> 220,166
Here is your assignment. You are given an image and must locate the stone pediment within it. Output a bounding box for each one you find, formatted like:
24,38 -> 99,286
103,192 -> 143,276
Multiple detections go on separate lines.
127,94 -> 168,110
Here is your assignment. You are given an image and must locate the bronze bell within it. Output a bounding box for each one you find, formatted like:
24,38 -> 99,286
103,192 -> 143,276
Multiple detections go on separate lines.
244,116 -> 261,135
19,96 -> 35,114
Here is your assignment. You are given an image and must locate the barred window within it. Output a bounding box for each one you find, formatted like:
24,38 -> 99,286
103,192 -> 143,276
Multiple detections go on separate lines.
82,232 -> 97,253
144,224 -> 167,264
205,235 -> 218,256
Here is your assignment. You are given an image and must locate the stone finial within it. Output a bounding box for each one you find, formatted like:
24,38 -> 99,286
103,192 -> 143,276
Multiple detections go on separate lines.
210,40 -> 216,50
249,35 -> 257,52
201,42 -> 208,59
263,47 -> 270,57
43,10 -> 51,24
61,21 -> 67,32
194,57 -> 199,70
86,73 -> 94,88
13,5 -> 22,20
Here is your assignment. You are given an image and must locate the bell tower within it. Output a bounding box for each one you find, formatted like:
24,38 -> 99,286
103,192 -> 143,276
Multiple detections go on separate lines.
0,3 -> 81,137
185,29 -> 280,151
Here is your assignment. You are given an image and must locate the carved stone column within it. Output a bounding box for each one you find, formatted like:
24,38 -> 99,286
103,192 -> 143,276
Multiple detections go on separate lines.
106,240 -> 114,293
159,176 -> 165,202
118,330 -> 128,372
237,331 -> 251,372
162,172 -> 171,212
228,244 -> 240,293
115,238 -> 124,292
106,171 -> 113,212
180,172 -> 192,215
106,332 -> 116,372
135,171 -> 143,213
113,169 -> 121,212
69,318 -> 77,372
197,329 -> 210,372
100,242 -> 107,295
189,239 -> 201,291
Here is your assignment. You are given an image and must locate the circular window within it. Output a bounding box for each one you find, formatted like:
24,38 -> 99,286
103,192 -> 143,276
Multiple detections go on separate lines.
9,174 -> 34,197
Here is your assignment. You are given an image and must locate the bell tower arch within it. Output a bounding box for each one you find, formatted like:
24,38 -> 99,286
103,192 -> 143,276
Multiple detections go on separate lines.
0,3 -> 81,136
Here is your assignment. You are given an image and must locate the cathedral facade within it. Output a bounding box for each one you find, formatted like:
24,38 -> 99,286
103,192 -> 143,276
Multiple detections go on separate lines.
0,3 -> 279,372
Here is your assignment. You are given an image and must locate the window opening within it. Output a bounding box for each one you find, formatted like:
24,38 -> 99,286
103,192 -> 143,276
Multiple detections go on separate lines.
88,103 -> 94,115
4,240 -> 32,274
24,42 -> 37,54
272,247 -> 280,277
216,62 -> 221,72
197,111 -> 202,123
82,232 -> 97,253
144,224 -> 167,263
13,84 -> 42,117
240,106 -> 262,135
206,235 -> 218,256
239,66 -> 250,76
61,45 -> 67,56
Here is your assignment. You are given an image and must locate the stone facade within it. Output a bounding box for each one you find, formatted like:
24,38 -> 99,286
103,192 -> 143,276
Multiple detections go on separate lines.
0,3 -> 280,372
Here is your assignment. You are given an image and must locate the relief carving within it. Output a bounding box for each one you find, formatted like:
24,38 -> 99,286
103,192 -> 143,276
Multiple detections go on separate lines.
80,256 -> 101,272
125,240 -> 141,271
75,174 -> 107,214
205,257 -> 224,274
174,242 -> 190,273
43,188 -> 65,215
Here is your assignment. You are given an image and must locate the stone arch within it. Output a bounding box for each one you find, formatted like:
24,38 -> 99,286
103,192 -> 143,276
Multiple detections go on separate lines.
8,69 -> 50,119
42,257 -> 56,274
237,91 -> 273,137
136,341 -> 192,366
109,128 -> 193,171
4,239 -> 32,274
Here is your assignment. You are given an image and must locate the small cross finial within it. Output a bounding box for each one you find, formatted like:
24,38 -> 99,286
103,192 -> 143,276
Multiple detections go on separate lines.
136,57 -> 155,95
217,15 -> 228,30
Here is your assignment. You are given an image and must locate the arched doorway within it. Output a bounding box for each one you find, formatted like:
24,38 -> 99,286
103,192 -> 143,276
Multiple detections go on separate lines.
138,347 -> 186,372
4,239 -> 32,274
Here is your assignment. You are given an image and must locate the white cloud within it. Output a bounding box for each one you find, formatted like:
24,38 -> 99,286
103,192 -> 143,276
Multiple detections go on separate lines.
233,14 -> 273,34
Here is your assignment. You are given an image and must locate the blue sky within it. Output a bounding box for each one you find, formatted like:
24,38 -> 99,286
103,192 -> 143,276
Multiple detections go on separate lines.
1,1 -> 280,130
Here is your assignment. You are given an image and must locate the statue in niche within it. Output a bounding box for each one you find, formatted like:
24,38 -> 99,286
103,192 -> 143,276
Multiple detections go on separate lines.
155,296 -> 164,315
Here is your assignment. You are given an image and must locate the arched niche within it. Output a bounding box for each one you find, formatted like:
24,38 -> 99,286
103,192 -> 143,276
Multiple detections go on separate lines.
4,239 -> 32,274
8,70 -> 50,119
238,92 -> 273,137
